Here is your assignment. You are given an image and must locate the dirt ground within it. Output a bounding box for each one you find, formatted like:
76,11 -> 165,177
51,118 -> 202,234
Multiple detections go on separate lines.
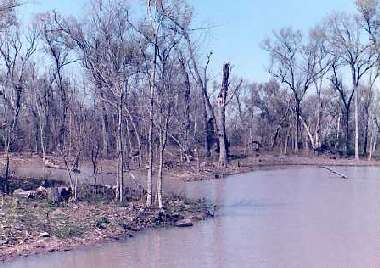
1,149 -> 378,184
0,193 -> 213,262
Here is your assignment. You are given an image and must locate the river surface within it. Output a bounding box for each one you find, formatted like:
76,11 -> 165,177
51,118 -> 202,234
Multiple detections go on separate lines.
5,166 -> 380,268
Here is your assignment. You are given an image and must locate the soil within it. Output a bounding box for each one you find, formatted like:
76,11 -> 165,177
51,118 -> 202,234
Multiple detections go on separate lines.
0,192 -> 213,263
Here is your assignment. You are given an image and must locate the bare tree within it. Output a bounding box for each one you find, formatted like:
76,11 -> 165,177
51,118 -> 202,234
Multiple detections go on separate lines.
361,68 -> 379,156
0,25 -> 37,193
330,62 -> 356,155
325,13 -> 378,160
263,28 -> 321,152
216,63 -> 242,166
308,26 -> 332,150
37,12 -> 74,151
0,0 -> 20,31
54,0 -> 138,203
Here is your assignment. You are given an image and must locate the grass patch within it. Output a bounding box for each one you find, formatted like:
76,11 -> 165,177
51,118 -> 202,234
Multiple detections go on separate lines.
53,223 -> 85,239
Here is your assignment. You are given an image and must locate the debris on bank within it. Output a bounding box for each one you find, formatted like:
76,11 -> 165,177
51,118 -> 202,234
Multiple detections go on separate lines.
0,177 -> 214,263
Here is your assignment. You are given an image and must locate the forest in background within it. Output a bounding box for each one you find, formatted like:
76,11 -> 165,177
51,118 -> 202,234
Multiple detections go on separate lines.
0,0 -> 380,206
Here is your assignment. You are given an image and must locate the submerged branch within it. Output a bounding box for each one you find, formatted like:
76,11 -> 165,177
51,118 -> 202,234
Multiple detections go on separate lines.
319,166 -> 349,180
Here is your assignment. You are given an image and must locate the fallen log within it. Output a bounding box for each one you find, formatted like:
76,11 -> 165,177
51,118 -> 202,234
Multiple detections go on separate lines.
44,159 -> 60,169
319,166 -> 349,180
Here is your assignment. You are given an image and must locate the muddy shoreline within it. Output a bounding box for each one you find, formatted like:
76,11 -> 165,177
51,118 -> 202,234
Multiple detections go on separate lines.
179,154 -> 380,182
0,193 -> 214,263
1,154 -> 378,263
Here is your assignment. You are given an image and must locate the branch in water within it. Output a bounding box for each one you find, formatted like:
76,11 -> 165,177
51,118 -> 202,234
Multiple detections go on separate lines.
320,166 -> 349,180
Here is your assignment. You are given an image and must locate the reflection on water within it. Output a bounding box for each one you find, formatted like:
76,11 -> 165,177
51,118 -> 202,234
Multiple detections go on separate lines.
6,166 -> 380,268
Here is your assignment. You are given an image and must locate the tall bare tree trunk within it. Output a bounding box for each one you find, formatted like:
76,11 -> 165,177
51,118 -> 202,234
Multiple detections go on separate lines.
39,113 -> 46,163
217,63 -> 230,167
284,128 -> 290,155
57,69 -> 67,151
156,141 -> 164,209
100,98 -> 109,157
117,91 -> 125,203
179,54 -> 192,162
295,100 -> 301,153
364,113 -> 370,157
146,41 -> 158,207
34,97 -> 46,163
344,108 -> 350,156
146,86 -> 154,207
354,86 -> 359,160
4,149 -> 10,194
315,92 -> 322,149
127,111 -> 142,167
301,115 -> 316,150
369,130 -> 378,161
203,70 -> 215,158
3,86 -> 22,194
156,114 -> 168,209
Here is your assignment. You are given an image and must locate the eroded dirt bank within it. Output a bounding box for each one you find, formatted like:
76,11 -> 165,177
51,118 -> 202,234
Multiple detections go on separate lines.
0,184 -> 214,263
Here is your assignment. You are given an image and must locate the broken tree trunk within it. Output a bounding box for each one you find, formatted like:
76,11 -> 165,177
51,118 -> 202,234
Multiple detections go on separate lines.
217,63 -> 230,167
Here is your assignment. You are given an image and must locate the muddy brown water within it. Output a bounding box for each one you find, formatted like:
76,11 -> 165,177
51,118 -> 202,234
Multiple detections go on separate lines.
12,162 -> 187,194
5,166 -> 380,268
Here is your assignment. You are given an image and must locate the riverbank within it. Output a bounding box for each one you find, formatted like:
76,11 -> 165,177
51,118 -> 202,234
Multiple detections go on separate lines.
0,191 -> 213,263
0,152 -> 378,262
169,153 -> 380,182
1,151 -> 379,184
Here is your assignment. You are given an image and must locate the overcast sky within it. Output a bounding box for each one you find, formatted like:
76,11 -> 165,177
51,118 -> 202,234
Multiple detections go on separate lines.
20,0 -> 356,82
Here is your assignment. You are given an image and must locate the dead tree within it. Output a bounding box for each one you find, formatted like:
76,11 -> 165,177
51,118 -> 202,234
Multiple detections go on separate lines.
0,26 -> 37,193
38,12 -> 74,151
216,64 -> 230,167
216,64 -> 242,167
326,13 -> 378,160
263,28 -> 318,153
330,63 -> 355,155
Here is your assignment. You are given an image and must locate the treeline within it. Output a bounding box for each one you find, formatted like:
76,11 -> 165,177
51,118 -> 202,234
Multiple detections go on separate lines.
0,0 -> 379,205
233,0 -> 380,160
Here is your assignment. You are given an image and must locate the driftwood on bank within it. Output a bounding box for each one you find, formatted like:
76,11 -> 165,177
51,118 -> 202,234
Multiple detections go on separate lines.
319,166 -> 349,179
